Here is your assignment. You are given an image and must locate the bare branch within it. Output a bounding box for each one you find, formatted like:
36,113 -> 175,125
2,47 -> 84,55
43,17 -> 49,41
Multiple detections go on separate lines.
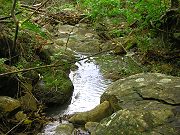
11,0 -> 19,65
23,0 -> 50,23
0,46 -> 117,77
0,11 -> 22,21
5,118 -> 26,135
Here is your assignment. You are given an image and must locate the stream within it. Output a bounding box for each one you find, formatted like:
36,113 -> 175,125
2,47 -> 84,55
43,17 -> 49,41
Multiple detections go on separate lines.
40,54 -> 112,134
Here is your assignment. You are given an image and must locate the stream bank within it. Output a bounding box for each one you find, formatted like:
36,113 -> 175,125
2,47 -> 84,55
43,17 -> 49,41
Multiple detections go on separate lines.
46,54 -> 111,116
0,0 -> 179,134
40,53 -> 112,135
39,9 -> 180,133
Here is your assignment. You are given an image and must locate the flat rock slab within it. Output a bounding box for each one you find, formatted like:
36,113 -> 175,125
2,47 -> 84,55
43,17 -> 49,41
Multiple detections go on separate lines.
95,73 -> 180,135
101,73 -> 180,111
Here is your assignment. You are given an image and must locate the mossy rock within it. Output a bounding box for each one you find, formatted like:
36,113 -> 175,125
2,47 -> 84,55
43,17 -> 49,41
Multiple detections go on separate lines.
0,96 -> 20,113
55,123 -> 74,135
34,69 -> 74,105
69,101 -> 113,125
97,73 -> 180,134
91,109 -> 177,135
19,93 -> 37,111
85,122 -> 99,133
15,111 -> 27,122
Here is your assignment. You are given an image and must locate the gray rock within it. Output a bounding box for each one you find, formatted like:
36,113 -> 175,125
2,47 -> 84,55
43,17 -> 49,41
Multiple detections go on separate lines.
54,23 -> 101,53
92,109 -> 177,135
101,73 -> 180,111
93,73 -> 180,135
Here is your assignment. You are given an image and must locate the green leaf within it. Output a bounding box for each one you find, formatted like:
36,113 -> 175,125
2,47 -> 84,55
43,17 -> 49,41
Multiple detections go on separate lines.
20,21 -> 48,39
23,119 -> 32,125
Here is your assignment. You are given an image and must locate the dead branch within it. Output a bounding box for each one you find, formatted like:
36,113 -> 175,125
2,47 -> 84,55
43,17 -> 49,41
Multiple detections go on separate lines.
0,46 -> 117,77
20,4 -> 46,12
11,0 -> 19,65
0,11 -> 22,21
5,118 -> 26,135
23,0 -> 50,23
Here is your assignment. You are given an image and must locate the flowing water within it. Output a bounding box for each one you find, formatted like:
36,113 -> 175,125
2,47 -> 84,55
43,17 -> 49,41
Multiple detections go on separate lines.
40,54 -> 112,134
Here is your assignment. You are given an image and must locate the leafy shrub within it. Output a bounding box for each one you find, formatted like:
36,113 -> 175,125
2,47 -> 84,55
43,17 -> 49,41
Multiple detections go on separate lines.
79,0 -> 121,20
78,0 -> 171,52
79,0 -> 169,27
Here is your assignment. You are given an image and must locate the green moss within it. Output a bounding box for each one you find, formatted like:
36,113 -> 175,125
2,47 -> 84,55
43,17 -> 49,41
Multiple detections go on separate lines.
0,59 -> 7,73
33,67 -> 73,105
43,69 -> 70,89
0,0 -> 13,16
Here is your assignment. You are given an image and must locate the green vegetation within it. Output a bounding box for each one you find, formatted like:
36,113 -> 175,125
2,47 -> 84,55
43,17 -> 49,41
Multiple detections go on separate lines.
80,0 -> 169,25
77,0 -> 179,76
0,0 -> 179,134
79,0 -> 169,42
0,0 -> 179,92
0,58 -> 7,72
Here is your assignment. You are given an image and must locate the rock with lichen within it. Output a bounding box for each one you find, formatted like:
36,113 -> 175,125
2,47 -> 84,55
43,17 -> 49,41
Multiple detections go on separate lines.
91,109 -> 177,135
92,73 -> 180,135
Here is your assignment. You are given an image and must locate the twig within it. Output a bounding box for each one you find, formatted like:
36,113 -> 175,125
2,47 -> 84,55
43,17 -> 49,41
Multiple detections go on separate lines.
20,4 -> 45,12
23,0 -> 50,23
11,0 -> 19,64
0,46 -> 117,77
65,26 -> 75,51
5,118 -> 26,135
0,11 -> 22,21
0,20 -> 13,23
15,77 -> 40,103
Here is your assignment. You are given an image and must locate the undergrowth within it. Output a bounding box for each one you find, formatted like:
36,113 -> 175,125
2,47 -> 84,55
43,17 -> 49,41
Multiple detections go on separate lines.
77,0 -> 171,52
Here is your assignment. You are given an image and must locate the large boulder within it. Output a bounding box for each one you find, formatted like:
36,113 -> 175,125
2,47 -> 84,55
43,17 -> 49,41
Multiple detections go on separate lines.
91,109 -> 177,135
101,73 -> 180,111
93,73 -> 180,135
69,101 -> 113,124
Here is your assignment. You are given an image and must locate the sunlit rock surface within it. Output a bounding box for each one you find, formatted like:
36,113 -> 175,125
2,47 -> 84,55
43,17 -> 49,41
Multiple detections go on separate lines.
93,73 -> 180,135
69,101 -> 113,124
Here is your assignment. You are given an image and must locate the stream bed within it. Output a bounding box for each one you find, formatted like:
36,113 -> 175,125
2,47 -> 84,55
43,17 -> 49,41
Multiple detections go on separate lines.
40,54 -> 112,134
